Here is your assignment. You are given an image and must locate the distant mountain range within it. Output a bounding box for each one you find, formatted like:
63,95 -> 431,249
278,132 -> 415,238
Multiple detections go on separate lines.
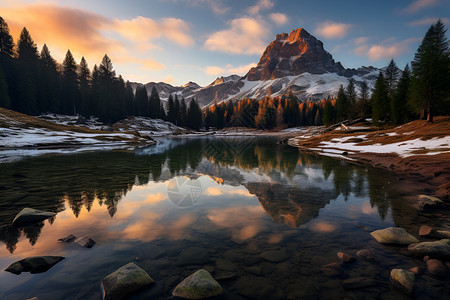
133,28 -> 382,108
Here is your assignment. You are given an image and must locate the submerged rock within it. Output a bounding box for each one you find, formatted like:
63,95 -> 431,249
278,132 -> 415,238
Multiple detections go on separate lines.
102,262 -> 154,300
419,225 -> 450,239
417,195 -> 443,211
408,239 -> 450,260
356,249 -> 375,261
12,208 -> 56,226
390,269 -> 414,295
370,227 -> 419,245
74,236 -> 96,248
426,259 -> 449,277
321,262 -> 343,277
172,269 -> 222,299
176,247 -> 210,266
260,249 -> 290,263
5,256 -> 64,275
337,252 -> 355,263
58,234 -> 76,242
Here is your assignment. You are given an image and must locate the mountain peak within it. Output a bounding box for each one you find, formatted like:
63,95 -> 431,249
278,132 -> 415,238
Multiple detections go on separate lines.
245,27 -> 344,81
182,81 -> 200,89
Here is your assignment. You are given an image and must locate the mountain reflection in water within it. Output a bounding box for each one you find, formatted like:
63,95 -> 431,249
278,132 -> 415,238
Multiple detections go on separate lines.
0,137 -> 416,254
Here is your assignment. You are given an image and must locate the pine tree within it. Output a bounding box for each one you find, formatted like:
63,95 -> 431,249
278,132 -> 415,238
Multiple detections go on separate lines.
410,19 -> 449,122
167,94 -> 175,123
0,16 -> 14,57
15,27 -> 40,115
345,78 -> 357,119
187,98 -> 202,130
78,57 -> 91,116
135,84 -> 149,117
148,86 -> 161,118
322,98 -> 334,126
61,50 -> 79,115
371,72 -> 389,124
384,59 -> 399,100
336,85 -> 348,121
0,63 -> 10,108
359,80 -> 370,119
179,97 -> 187,126
391,64 -> 411,124
39,44 -> 60,113
174,95 -> 180,125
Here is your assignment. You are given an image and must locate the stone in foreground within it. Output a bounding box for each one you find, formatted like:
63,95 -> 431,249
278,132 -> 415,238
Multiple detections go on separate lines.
370,227 -> 419,245
337,252 -> 355,263
74,236 -> 96,248
172,269 -> 223,299
12,208 -> 56,226
426,259 -> 449,277
390,269 -> 414,295
102,262 -> 154,300
5,256 -> 64,275
408,239 -> 450,260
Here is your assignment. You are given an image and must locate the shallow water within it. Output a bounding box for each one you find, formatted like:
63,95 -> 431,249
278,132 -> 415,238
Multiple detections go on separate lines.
0,137 -> 448,299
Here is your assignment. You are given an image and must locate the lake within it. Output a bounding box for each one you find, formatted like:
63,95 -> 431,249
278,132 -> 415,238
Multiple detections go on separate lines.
0,137 -> 447,299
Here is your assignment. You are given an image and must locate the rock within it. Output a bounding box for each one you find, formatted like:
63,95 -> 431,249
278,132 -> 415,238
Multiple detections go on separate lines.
342,277 -> 376,290
102,262 -> 154,300
172,269 -> 222,299
5,256 -> 64,275
58,234 -> 76,242
390,269 -> 414,295
370,227 -> 419,245
423,255 -> 430,262
244,266 -> 263,276
321,262 -> 343,277
356,249 -> 375,261
176,247 -> 210,266
426,259 -> 449,277
12,208 -> 56,226
408,266 -> 424,275
417,195 -> 443,211
74,236 -> 96,248
260,249 -> 290,263
337,252 -> 355,263
408,239 -> 450,260
419,225 -> 449,239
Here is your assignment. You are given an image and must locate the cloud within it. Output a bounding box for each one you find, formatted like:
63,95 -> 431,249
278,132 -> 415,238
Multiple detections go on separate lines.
248,0 -> 274,15
404,0 -> 439,14
354,38 -> 421,61
354,37 -> 368,45
408,17 -> 449,26
1,4 -> 120,60
315,21 -> 352,39
270,13 -> 289,26
113,16 -> 194,47
204,17 -> 269,54
205,62 -> 257,76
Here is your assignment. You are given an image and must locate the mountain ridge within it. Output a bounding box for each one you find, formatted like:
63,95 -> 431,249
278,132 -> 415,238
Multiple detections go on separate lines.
134,27 -> 382,107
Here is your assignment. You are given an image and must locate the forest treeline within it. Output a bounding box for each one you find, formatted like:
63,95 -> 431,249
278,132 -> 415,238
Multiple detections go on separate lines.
0,17 -> 202,128
0,17 -> 448,130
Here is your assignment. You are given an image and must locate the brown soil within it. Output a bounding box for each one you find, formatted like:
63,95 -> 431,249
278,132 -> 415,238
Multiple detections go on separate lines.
290,117 -> 450,200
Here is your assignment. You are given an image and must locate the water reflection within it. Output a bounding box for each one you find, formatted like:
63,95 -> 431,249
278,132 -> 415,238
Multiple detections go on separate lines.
0,137 -> 421,254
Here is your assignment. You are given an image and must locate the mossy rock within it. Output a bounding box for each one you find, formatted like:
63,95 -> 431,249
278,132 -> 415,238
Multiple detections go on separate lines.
102,262 -> 154,300
370,227 -> 419,245
173,269 -> 222,299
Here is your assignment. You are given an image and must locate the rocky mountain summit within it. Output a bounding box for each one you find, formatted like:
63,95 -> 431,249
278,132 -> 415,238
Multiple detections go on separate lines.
135,27 -> 382,107
246,28 -> 345,81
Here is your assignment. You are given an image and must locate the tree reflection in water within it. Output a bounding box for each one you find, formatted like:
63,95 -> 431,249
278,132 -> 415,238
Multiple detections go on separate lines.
0,137 -> 411,253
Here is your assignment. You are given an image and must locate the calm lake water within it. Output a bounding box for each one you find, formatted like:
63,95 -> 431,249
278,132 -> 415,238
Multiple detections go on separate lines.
0,137 -> 448,299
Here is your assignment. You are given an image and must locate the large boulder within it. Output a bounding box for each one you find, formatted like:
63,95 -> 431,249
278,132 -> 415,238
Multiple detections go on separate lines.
370,227 -> 419,245
102,263 -> 154,300
12,208 -> 56,226
172,269 -> 223,299
426,259 -> 449,277
390,269 -> 414,295
408,239 -> 450,260
5,256 -> 64,275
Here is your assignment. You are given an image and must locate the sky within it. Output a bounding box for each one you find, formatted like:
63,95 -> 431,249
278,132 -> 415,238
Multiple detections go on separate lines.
0,0 -> 448,86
